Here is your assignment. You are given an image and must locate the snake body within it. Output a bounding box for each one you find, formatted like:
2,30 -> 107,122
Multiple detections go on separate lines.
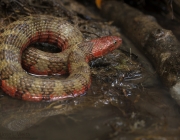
0,15 -> 122,102
22,35 -> 121,75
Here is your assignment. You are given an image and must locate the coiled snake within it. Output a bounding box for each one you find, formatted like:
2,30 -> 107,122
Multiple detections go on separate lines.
0,15 -> 122,102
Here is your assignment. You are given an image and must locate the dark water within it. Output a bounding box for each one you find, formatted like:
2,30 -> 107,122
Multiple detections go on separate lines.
0,36 -> 180,140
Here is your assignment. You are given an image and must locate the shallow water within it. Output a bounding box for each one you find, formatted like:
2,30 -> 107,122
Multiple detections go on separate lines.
1,80 -> 180,140
1,36 -> 180,140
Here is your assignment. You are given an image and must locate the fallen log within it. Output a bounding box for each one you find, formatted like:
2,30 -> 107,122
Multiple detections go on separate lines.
100,1 -> 180,104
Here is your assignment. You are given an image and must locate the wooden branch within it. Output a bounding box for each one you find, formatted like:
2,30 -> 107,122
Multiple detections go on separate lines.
101,1 -> 180,87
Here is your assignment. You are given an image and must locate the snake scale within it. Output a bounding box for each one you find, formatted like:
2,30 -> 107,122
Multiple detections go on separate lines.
0,15 -> 122,102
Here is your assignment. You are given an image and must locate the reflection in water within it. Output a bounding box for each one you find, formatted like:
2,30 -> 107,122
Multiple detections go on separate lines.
1,85 -> 180,140
0,96 -> 74,131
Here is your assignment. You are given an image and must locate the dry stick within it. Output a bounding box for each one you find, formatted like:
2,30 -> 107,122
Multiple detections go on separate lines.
101,1 -> 180,103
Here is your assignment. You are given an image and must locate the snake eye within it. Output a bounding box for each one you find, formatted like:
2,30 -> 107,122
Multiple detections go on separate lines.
114,41 -> 117,44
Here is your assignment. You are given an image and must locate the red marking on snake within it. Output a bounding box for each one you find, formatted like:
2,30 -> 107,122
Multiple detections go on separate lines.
1,80 -> 16,97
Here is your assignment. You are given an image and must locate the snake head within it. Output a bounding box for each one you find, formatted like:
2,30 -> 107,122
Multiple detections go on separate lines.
91,36 -> 122,58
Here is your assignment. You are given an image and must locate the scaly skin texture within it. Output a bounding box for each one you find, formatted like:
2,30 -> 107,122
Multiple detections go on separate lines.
0,15 -> 122,102
22,36 -> 122,75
